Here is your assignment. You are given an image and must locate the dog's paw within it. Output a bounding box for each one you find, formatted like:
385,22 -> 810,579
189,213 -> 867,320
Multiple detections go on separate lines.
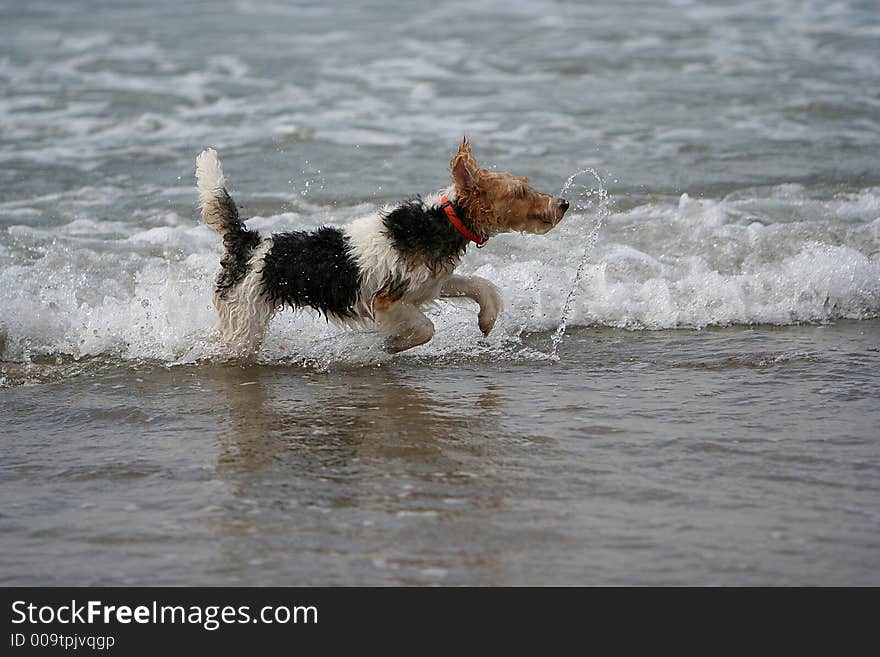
478,283 -> 503,337
478,309 -> 499,337
382,335 -> 409,354
480,313 -> 498,338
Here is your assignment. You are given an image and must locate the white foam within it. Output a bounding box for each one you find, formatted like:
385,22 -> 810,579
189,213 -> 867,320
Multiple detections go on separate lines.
1,187 -> 878,367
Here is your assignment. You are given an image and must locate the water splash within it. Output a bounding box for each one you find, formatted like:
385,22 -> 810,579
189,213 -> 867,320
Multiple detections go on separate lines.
550,168 -> 610,359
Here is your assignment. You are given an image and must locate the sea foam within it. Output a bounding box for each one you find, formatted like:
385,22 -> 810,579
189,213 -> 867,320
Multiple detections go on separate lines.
1,186 -> 878,366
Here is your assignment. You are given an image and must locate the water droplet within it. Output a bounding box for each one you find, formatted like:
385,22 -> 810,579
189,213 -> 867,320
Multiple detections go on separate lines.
551,168 -> 611,359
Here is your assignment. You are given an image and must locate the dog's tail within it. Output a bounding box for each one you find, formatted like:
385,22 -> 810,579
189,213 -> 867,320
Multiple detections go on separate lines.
196,148 -> 244,237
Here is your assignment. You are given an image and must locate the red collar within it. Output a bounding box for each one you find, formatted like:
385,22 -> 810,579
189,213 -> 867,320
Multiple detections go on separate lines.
440,196 -> 487,247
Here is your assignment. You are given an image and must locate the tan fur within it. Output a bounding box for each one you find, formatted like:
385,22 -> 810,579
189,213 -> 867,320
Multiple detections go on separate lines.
451,137 -> 567,238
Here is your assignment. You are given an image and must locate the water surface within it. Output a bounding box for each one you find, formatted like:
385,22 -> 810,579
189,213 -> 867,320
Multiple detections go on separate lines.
1,0 -> 879,584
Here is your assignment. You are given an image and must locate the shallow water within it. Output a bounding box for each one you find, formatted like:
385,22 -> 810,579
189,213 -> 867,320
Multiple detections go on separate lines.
3,323 -> 879,585
1,0 -> 879,584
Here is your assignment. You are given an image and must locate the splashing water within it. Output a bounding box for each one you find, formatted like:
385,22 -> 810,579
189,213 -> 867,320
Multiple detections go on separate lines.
549,168 -> 610,359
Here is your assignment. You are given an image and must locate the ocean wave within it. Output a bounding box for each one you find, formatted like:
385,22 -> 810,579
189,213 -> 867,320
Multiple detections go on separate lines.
1,187 -> 878,366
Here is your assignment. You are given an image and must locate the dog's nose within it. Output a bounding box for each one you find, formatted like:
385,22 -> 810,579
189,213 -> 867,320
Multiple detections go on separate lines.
558,198 -> 569,212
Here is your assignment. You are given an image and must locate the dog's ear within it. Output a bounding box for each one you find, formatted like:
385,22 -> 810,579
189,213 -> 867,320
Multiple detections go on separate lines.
451,136 -> 479,190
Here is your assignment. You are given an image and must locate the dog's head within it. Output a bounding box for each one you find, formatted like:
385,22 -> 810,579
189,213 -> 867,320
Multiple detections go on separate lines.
450,137 -> 569,237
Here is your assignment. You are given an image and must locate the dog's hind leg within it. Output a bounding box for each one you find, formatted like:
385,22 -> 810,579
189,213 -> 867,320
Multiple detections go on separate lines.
440,274 -> 503,337
372,280 -> 434,353
212,240 -> 277,358
214,290 -> 276,358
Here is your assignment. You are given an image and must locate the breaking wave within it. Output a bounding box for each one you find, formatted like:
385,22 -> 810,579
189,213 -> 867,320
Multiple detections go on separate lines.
1,184 -> 878,372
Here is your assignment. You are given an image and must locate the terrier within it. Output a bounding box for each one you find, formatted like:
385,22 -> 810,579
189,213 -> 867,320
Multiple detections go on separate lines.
195,138 -> 568,356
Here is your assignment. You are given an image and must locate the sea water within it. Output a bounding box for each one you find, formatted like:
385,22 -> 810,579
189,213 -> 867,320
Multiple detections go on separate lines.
550,167 -> 609,358
1,0 -> 878,585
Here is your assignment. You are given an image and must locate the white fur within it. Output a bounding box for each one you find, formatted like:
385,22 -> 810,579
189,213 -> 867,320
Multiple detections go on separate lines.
195,148 -> 226,209
440,274 -> 503,336
344,185 -> 461,320
373,299 -> 436,352
213,239 -> 277,356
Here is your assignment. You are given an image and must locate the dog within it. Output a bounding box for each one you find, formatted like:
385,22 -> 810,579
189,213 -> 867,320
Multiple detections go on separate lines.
195,138 -> 569,356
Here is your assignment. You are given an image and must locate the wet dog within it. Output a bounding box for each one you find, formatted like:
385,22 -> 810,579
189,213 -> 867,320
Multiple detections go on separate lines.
196,138 -> 568,356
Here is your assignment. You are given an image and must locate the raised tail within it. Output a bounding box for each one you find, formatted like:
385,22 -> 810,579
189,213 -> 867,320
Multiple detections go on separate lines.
196,148 -> 243,236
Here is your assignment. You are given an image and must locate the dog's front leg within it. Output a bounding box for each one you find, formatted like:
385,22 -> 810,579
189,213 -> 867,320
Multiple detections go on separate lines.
372,281 -> 435,353
440,275 -> 503,336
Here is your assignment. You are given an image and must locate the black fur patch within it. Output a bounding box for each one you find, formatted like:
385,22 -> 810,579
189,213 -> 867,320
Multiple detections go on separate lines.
260,227 -> 361,319
214,189 -> 241,232
382,199 -> 471,271
215,228 -> 261,299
